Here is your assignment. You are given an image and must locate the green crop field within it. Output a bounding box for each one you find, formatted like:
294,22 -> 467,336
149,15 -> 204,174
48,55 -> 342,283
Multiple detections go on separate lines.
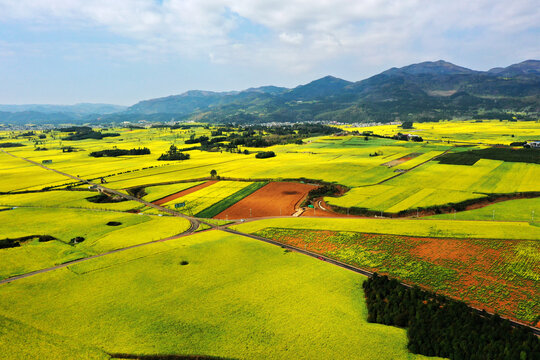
427,197 -> 540,223
343,120 -> 540,145
232,217 -> 540,240
142,181 -> 205,202
159,180 -> 256,215
0,207 -> 190,279
0,231 -> 435,360
0,190 -> 142,211
0,151 -> 75,192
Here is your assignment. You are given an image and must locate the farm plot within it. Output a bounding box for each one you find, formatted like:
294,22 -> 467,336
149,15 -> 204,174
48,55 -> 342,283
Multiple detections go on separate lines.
0,151 -> 75,192
254,228 -> 540,325
381,152 -> 422,167
427,197 -> 540,223
214,182 -> 318,219
324,156 -> 540,214
325,185 -> 486,213
0,207 -> 190,279
0,230 -> 425,360
232,217 -> 540,241
158,181 -> 256,216
0,190 -> 142,211
149,181 -> 215,205
343,120 -> 540,145
197,181 -> 267,218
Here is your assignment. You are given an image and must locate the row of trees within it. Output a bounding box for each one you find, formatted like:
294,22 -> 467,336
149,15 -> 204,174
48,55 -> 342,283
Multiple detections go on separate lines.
64,130 -> 120,140
89,147 -> 151,157
363,274 -> 539,360
0,142 -> 24,148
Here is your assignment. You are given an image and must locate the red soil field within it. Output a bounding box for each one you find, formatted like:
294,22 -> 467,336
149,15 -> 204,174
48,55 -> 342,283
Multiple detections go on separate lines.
152,181 -> 218,205
256,229 -> 539,326
214,181 -> 317,219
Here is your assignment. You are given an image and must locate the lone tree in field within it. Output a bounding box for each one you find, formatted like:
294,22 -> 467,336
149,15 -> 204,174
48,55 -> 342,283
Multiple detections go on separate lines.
401,121 -> 414,129
210,169 -> 217,178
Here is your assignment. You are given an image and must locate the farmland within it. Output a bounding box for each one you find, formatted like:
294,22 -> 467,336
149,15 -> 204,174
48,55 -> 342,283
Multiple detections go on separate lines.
1,120 -> 539,358
251,227 -> 539,325
343,120 -> 540,145
214,181 -> 317,219
0,230 -> 430,360
0,206 -> 191,279
151,180 -> 259,216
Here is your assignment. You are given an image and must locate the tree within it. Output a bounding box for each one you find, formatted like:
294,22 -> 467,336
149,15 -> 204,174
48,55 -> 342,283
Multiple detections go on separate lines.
401,121 -> 414,129
210,169 -> 217,178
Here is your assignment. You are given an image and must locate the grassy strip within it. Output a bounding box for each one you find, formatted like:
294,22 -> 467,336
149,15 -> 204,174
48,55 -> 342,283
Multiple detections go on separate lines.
196,182 -> 267,218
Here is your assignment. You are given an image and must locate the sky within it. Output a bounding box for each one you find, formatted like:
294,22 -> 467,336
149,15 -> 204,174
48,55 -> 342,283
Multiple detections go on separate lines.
0,0 -> 539,105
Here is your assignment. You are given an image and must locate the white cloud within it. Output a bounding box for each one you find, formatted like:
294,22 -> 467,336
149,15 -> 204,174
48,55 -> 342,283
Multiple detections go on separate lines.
0,0 -> 538,73
278,32 -> 304,45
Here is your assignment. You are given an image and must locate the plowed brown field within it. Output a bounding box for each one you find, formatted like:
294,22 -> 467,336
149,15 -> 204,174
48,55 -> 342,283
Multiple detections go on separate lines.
214,182 -> 317,219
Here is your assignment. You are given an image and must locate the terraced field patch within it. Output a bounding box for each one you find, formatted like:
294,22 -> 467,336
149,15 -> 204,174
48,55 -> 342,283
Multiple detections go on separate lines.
254,228 -> 540,326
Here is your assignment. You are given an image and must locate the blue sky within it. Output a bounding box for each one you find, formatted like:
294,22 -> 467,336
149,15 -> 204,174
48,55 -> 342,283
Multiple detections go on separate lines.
0,0 -> 538,105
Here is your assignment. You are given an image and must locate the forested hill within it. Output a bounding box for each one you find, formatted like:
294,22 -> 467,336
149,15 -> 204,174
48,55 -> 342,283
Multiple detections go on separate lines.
2,60 -> 539,125
118,60 -> 540,124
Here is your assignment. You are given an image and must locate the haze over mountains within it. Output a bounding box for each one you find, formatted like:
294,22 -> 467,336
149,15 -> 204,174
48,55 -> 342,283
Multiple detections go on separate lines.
2,60 -> 539,126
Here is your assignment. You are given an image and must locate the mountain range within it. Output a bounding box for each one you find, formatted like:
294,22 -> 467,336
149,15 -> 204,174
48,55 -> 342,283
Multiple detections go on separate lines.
1,60 -> 539,126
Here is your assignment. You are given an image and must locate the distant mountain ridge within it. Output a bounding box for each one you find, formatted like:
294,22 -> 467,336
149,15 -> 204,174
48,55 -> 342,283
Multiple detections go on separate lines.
488,60 -> 540,76
0,103 -> 126,115
1,60 -> 538,125
382,60 -> 478,76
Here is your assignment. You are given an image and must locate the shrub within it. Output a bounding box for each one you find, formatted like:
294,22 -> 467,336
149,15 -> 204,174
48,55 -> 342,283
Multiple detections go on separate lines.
255,151 -> 276,159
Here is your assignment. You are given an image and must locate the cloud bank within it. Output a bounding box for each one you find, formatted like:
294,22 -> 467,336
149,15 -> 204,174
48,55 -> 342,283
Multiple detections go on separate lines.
0,0 -> 538,103
1,0 -> 538,69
